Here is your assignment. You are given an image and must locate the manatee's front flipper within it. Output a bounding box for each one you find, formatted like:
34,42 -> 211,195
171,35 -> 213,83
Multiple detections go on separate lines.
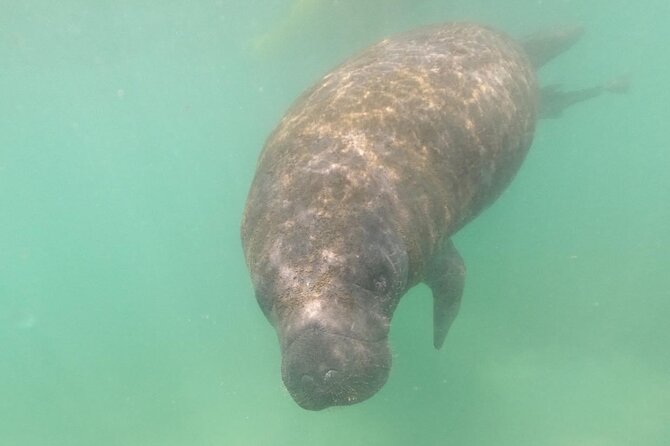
539,75 -> 631,118
425,239 -> 465,350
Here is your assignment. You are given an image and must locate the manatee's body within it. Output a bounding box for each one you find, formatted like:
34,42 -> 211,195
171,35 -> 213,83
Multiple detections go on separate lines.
241,22 -> 607,410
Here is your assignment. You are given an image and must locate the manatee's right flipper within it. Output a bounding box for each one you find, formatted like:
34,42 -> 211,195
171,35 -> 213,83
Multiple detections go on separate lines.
425,239 -> 466,350
539,76 -> 631,118
520,25 -> 585,69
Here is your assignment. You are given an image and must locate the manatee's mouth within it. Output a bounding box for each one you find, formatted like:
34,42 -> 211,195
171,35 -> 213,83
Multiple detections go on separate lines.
280,328 -> 391,410
290,368 -> 377,410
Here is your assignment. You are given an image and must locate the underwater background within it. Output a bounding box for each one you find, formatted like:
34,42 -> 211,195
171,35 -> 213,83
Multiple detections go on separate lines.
1,1 -> 668,445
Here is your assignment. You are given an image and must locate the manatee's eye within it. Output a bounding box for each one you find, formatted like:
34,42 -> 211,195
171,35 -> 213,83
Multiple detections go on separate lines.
352,266 -> 390,296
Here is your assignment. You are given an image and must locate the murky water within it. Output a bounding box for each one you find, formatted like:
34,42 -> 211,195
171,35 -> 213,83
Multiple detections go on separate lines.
1,1 -> 668,445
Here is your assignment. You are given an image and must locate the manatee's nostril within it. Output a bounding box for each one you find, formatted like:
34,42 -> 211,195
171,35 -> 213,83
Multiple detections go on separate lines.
324,369 -> 339,383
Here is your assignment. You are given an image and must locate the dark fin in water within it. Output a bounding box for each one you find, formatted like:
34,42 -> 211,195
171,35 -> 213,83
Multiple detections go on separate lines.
425,239 -> 465,350
539,75 -> 631,119
520,25 -> 585,69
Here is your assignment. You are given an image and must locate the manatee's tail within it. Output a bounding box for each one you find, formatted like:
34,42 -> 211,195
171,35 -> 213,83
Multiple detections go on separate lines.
539,75 -> 631,119
520,25 -> 585,69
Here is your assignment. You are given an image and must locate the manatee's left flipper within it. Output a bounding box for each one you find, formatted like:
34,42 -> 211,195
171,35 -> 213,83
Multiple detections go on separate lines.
425,239 -> 466,350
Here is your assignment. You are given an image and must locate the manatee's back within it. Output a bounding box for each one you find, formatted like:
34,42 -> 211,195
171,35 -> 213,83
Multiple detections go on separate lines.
242,23 -> 538,282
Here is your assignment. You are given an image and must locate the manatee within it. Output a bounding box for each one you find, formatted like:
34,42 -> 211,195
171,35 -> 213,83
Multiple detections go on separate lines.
241,22 -> 623,410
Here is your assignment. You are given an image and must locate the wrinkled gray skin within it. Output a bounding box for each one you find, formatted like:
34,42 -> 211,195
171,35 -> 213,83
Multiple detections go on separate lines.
242,23 -> 572,410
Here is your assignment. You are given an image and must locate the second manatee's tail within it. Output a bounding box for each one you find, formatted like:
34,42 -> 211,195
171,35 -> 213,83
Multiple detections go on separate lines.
520,25 -> 585,69
539,75 -> 631,119
520,25 -> 631,118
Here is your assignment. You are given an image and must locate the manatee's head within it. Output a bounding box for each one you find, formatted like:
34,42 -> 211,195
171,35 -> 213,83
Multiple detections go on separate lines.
247,211 -> 409,410
277,286 -> 394,410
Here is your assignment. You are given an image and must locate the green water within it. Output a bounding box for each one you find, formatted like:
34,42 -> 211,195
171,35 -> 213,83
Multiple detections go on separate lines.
1,1 -> 668,445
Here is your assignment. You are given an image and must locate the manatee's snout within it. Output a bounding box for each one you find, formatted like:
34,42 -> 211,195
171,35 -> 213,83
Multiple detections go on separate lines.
281,327 -> 391,410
